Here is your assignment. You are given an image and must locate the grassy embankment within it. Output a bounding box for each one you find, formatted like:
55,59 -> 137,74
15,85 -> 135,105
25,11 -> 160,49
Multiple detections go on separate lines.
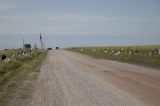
0,50 -> 47,85
0,50 -> 47,106
67,45 -> 160,69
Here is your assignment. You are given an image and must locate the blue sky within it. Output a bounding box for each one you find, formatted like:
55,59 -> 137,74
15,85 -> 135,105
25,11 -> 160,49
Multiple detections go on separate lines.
0,0 -> 160,49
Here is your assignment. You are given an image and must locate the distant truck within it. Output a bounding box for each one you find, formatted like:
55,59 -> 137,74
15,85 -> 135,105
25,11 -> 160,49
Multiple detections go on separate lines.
56,47 -> 59,50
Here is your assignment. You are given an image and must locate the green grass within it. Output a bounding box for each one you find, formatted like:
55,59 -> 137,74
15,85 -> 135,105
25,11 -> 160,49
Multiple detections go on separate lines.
0,50 -> 47,85
67,45 -> 160,69
0,50 -> 13,55
0,49 -> 48,106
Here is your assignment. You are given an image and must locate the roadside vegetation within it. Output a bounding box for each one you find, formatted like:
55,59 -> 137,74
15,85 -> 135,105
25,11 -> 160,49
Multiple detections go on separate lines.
0,50 -> 14,57
67,45 -> 160,68
0,49 -> 47,106
0,50 -> 47,85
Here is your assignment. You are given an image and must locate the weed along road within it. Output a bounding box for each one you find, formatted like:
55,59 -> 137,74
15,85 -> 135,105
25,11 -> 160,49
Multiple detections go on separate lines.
30,50 -> 160,106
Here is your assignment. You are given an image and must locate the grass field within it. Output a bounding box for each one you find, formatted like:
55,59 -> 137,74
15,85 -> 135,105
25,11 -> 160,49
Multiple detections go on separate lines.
67,45 -> 160,69
0,49 -> 48,105
0,50 -> 14,57
0,50 -> 47,85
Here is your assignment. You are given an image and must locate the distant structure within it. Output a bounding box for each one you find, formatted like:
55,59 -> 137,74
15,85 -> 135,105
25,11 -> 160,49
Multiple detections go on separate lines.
40,33 -> 43,49
56,47 -> 59,50
40,33 -> 45,49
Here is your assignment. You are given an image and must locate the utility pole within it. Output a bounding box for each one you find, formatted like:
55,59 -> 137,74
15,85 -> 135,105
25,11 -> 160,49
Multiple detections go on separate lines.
40,33 -> 43,49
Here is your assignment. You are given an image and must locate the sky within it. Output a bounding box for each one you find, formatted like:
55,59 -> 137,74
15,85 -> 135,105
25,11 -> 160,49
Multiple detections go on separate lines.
0,0 -> 160,49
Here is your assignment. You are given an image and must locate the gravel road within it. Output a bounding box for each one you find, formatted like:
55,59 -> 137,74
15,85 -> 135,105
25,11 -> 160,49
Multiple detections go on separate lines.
30,50 -> 160,106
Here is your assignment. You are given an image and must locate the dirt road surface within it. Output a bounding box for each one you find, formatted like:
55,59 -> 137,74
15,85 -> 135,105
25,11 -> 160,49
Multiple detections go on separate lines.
29,50 -> 160,106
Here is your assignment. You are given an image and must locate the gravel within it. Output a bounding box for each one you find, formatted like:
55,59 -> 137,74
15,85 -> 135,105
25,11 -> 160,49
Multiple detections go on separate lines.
30,50 -> 144,106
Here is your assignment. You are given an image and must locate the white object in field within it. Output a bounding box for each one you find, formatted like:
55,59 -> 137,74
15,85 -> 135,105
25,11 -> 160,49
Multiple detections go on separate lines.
92,49 -> 96,52
115,51 -> 121,56
104,51 -> 107,53
129,51 -> 132,56
12,54 -> 16,58
109,50 -> 114,55
4,58 -> 10,63
81,48 -> 83,52
149,52 -> 152,56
